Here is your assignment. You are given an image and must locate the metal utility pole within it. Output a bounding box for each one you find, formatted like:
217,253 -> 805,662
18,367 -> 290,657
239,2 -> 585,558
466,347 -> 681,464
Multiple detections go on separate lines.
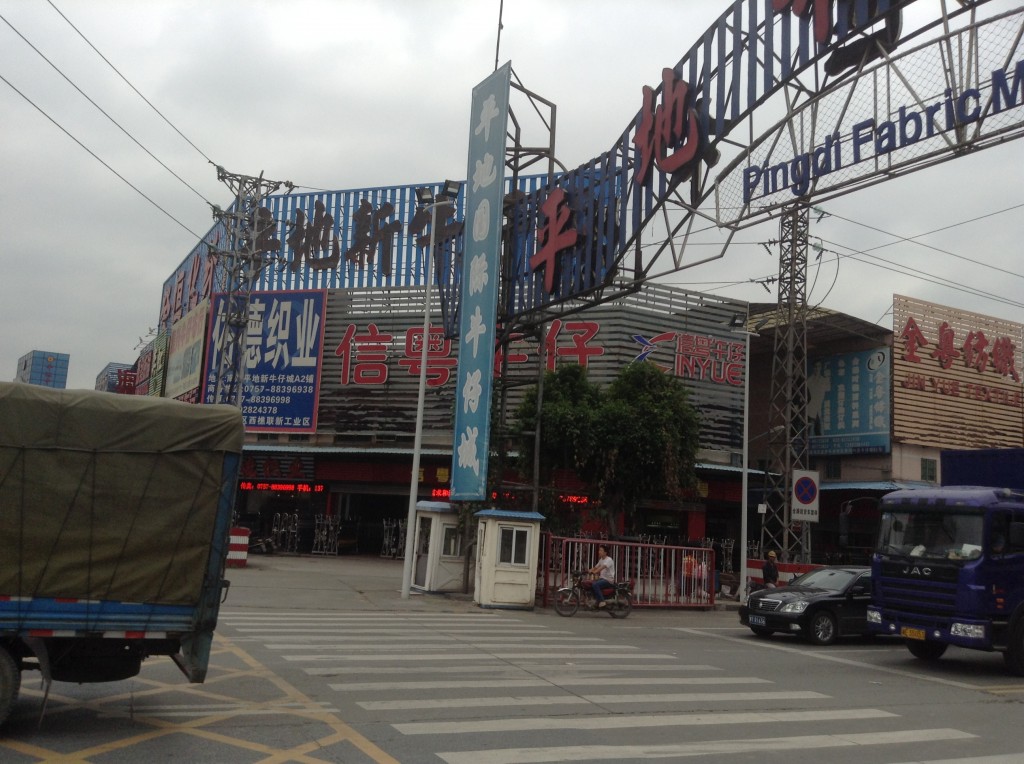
761,205 -> 811,563
208,167 -> 288,406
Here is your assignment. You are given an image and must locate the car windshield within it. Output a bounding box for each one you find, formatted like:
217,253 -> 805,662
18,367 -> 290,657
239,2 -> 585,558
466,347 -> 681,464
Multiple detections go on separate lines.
876,509 -> 984,561
788,568 -> 858,592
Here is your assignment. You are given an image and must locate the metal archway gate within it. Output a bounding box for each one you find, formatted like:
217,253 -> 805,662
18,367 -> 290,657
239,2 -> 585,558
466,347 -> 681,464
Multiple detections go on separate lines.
441,0 -> 1024,561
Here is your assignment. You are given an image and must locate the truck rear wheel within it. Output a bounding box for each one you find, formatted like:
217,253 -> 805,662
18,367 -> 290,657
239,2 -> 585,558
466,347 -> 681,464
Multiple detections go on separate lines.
1004,621 -> 1024,677
906,640 -> 947,661
0,645 -> 20,727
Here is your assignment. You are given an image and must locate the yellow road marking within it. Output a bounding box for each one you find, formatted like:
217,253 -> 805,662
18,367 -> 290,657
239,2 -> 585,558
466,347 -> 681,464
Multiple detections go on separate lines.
0,633 -> 400,763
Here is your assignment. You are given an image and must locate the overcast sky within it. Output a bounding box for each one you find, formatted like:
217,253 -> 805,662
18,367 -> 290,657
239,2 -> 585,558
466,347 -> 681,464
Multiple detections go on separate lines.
1,0 -> 1022,390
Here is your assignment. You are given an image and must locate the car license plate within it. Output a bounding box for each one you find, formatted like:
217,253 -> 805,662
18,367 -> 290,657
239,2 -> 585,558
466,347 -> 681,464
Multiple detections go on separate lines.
749,615 -> 767,627
901,627 -> 926,640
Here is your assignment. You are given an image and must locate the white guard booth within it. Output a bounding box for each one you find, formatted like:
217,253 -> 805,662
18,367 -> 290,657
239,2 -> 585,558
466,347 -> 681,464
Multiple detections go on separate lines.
410,501 -> 464,594
474,508 -> 545,610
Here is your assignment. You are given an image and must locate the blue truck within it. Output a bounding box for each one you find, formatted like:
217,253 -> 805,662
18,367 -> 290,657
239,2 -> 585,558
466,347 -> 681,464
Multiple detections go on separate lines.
867,454 -> 1024,674
0,382 -> 244,726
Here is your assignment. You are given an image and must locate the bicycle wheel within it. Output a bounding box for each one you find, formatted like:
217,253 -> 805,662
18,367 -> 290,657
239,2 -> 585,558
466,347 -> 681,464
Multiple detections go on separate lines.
608,592 -> 633,618
554,589 -> 580,617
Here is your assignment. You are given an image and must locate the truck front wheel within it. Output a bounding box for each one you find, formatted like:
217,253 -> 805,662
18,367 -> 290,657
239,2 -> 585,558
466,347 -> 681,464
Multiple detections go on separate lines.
0,645 -> 20,727
906,640 -> 948,661
1004,621 -> 1024,677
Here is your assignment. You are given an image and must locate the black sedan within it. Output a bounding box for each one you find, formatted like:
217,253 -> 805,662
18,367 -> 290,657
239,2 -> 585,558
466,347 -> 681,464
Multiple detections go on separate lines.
739,565 -> 872,645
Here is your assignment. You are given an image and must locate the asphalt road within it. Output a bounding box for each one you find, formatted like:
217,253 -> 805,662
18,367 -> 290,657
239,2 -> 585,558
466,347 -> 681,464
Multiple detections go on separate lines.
2,554 -> 1023,763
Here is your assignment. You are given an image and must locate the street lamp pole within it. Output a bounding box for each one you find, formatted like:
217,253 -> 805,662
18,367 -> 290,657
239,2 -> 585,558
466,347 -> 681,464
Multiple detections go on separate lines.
729,312 -> 761,604
401,182 -> 458,599
740,326 -> 751,604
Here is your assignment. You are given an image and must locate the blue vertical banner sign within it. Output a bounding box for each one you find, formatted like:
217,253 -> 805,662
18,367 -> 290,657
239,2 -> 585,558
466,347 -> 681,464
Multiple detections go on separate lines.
451,63 -> 512,500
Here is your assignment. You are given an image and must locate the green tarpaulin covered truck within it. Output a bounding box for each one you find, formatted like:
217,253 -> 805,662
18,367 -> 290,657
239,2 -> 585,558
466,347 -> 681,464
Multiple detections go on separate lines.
0,381 -> 243,726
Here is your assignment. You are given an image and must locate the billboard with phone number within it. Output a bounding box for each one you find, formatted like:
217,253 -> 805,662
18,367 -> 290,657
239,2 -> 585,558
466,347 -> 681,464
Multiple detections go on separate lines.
202,290 -> 326,433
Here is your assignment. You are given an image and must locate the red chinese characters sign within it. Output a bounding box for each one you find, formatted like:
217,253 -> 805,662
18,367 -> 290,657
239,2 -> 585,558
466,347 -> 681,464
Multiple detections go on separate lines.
893,294 -> 1023,449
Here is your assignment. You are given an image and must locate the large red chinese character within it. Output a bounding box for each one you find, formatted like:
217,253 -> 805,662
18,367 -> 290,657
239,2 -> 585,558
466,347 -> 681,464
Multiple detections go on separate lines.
400,325 -> 457,387
494,333 -> 530,377
930,321 -> 961,370
187,254 -> 202,311
160,282 -> 173,326
990,336 -> 1021,382
172,270 -> 186,322
531,188 -> 578,294
545,319 -> 604,370
336,323 -> 392,385
773,0 -> 832,45
633,68 -> 702,187
899,316 -> 928,363
962,330 -> 990,373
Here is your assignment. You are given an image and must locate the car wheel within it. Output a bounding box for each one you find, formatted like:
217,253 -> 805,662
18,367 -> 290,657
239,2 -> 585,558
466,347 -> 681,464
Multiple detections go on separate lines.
808,611 -> 838,645
750,627 -> 774,638
906,640 -> 948,661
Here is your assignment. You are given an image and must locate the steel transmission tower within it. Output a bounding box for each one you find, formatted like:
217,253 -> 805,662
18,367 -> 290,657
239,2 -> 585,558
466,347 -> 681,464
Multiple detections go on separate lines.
208,167 -> 288,406
761,205 -> 811,563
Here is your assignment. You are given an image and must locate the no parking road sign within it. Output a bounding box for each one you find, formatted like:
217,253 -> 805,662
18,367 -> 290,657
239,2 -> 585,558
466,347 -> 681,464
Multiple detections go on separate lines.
792,470 -> 820,523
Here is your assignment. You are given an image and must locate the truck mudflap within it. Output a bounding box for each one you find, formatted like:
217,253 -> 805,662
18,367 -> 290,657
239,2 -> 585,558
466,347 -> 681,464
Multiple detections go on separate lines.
174,631 -> 215,683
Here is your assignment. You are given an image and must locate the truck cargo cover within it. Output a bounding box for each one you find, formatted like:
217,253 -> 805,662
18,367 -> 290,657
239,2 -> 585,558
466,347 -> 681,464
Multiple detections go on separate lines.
0,382 -> 244,606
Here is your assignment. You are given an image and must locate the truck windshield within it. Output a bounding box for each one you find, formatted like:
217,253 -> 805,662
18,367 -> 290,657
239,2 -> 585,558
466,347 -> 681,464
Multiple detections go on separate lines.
877,510 -> 984,561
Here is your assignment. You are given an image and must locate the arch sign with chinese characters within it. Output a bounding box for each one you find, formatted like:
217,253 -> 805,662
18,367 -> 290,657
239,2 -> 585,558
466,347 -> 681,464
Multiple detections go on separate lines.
497,0 -> 1024,320
452,0 -> 1023,499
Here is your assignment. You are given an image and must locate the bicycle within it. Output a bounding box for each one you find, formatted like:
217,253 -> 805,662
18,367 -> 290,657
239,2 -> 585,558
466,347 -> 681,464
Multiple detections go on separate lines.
553,570 -> 633,618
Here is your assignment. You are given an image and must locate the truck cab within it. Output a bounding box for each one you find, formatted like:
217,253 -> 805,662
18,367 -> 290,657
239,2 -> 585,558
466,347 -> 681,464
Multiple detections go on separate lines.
867,486 -> 1024,674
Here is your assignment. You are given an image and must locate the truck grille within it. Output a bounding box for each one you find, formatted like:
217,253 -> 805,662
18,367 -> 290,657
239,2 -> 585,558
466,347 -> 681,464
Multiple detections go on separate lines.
876,563 -> 958,624
878,579 -> 956,616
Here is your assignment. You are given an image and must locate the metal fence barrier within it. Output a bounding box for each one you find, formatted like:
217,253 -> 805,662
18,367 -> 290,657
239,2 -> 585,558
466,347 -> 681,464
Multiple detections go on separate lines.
539,534 -> 716,609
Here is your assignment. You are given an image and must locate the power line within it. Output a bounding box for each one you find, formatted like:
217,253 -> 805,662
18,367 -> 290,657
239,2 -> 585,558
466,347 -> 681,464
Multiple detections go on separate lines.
820,204 -> 1024,282
1,10 -> 212,206
659,233 -> 1024,315
0,71 -> 201,239
818,237 -> 1024,311
46,0 -> 215,167
45,2 -> 335,199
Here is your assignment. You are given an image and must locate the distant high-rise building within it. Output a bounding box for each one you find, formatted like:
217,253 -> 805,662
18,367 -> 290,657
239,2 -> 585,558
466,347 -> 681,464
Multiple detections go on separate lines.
15,351 -> 70,388
95,362 -> 134,393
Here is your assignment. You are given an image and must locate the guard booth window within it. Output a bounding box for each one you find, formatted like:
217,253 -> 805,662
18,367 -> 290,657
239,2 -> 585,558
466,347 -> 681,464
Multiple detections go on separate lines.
442,524 -> 462,558
499,526 -> 529,565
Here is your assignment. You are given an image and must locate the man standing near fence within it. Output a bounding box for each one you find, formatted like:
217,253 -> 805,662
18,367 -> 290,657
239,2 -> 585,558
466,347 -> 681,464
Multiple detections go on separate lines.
763,550 -> 779,588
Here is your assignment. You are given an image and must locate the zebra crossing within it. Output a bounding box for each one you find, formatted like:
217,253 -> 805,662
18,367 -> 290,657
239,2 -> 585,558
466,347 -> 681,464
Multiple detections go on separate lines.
217,610 -> 1017,763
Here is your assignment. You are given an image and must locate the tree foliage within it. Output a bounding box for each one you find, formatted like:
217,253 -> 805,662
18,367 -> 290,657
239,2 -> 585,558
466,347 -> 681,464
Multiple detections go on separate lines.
514,363 -> 599,481
514,361 -> 701,534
